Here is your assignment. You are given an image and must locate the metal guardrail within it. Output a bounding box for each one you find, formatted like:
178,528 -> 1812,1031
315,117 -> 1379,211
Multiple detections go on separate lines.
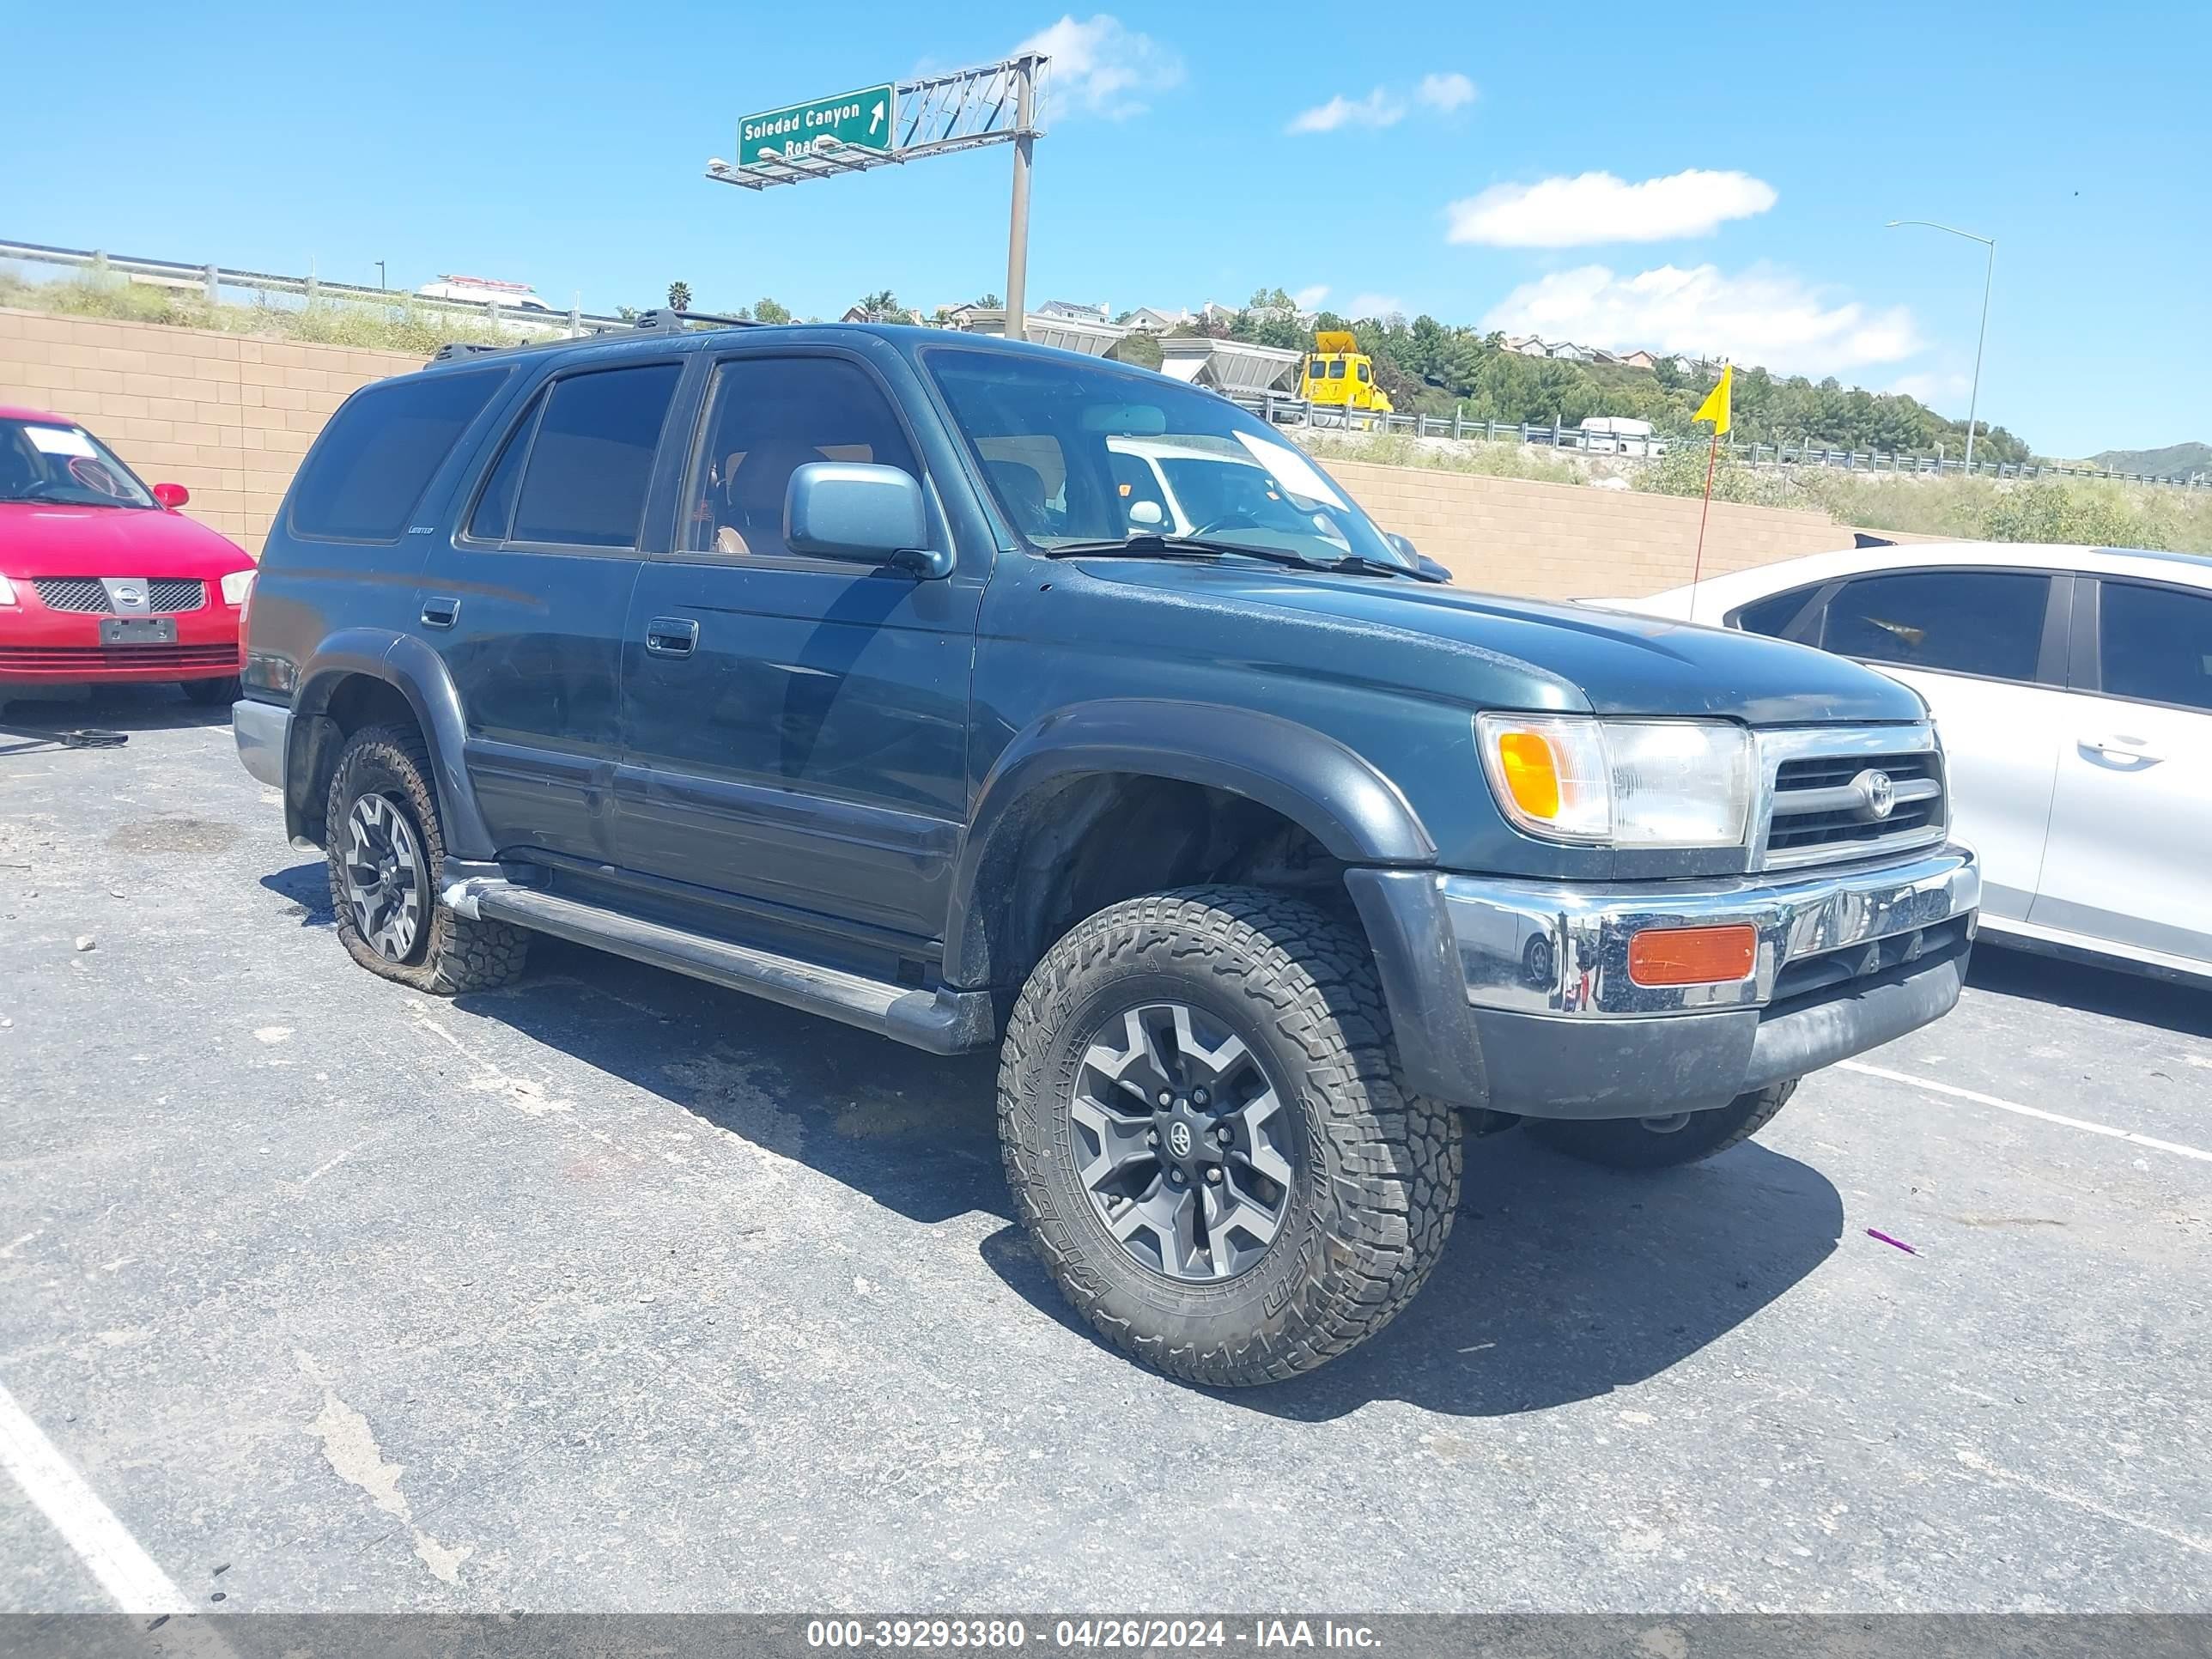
0,239 -> 626,337
1228,392 -> 2211,491
5,235 -> 2203,490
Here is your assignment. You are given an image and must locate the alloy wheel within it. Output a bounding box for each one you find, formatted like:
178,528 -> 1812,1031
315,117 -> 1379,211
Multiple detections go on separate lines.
340,793 -> 428,962
1069,1001 -> 1297,1283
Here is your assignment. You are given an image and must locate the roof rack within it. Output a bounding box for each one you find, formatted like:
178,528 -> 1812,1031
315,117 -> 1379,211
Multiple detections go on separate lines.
428,308 -> 765,365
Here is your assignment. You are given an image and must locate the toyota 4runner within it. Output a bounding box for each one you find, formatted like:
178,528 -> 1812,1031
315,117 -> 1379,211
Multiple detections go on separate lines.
234,314 -> 1979,1386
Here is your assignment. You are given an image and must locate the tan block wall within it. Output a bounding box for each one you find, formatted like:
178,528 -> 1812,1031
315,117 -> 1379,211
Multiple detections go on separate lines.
0,307 -> 422,558
0,308 -> 1929,591
1323,459 -> 1936,601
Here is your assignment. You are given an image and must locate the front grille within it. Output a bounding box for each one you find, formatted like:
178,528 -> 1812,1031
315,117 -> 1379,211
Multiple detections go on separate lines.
1759,740 -> 1947,868
29,578 -> 208,614
0,644 -> 238,672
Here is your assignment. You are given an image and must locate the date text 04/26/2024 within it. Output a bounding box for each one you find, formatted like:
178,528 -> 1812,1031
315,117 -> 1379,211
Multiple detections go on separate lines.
804,1620 -> 1381,1650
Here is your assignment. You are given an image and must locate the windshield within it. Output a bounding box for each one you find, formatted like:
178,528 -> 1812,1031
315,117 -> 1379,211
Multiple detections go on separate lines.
923,346 -> 1413,570
0,419 -> 155,509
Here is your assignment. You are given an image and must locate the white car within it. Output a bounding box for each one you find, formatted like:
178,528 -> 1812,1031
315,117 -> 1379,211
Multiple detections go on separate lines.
1607,540 -> 2212,984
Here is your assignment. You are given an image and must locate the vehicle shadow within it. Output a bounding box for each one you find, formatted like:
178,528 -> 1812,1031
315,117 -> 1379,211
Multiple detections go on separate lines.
0,682 -> 233,751
982,1133 -> 1841,1421
453,933 -> 1010,1229
1970,941 -> 2212,1040
343,903 -> 1849,1419
260,865 -> 334,928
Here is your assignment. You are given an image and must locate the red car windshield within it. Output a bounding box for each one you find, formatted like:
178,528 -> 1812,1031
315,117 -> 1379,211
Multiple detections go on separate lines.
0,418 -> 156,509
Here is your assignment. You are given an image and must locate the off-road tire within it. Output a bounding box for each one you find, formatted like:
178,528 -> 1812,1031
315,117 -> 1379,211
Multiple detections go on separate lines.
1526,1079 -> 1798,1170
182,675 -> 241,706
325,724 -> 529,994
998,885 -> 1462,1387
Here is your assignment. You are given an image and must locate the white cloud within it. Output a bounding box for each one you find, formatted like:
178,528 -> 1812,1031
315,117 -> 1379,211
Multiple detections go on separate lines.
1288,88 -> 1406,134
1416,72 -> 1476,112
1446,169 -> 1778,247
1018,14 -> 1184,119
1480,264 -> 1922,378
1887,370 -> 1971,406
1346,292 -> 1407,319
1291,283 -> 1331,308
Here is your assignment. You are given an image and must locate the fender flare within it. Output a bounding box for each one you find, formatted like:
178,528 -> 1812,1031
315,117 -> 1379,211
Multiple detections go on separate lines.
289,630 -> 494,860
942,699 -> 1436,988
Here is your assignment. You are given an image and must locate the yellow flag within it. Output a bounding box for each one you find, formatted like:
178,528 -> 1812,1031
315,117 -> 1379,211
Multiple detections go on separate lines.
1692,362 -> 1733,436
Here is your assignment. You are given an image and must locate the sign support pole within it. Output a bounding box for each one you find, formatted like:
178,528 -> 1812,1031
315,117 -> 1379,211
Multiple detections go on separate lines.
1004,53 -> 1038,343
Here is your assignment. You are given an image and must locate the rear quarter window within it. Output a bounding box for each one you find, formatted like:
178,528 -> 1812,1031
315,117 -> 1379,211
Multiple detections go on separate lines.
288,369 -> 507,542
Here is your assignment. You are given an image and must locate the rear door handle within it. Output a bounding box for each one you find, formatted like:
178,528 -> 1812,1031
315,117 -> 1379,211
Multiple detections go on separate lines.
644,616 -> 699,659
420,595 -> 460,629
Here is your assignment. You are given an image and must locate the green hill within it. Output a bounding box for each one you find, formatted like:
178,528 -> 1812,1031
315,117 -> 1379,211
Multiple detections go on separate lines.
2089,441 -> 2212,477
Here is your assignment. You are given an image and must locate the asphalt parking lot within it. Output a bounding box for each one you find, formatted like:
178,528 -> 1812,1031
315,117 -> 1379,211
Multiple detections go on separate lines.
2,687 -> 2208,1616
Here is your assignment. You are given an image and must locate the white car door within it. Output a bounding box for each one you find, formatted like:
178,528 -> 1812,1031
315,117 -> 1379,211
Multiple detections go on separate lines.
2029,576 -> 2212,972
1792,568 -> 2070,924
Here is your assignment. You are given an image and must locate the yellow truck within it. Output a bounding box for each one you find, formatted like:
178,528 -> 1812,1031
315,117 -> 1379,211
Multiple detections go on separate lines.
1299,330 -> 1395,419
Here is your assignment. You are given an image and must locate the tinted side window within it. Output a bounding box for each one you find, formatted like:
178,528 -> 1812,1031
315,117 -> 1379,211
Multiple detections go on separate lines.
2099,580 -> 2212,712
684,357 -> 919,556
466,392 -> 543,542
1733,584 -> 1820,640
1821,570 -> 2049,682
509,363 -> 681,549
289,369 -> 505,541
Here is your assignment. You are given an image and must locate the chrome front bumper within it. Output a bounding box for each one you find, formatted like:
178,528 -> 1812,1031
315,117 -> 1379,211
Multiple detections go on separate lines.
1443,843 -> 1980,1019
1343,846 -> 1980,1121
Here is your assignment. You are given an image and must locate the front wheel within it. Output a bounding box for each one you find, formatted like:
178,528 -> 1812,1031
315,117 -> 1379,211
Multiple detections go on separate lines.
997,886 -> 1462,1388
1525,1079 -> 1798,1170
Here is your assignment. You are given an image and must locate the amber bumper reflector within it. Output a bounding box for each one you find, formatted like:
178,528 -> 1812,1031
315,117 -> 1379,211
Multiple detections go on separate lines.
1627,924 -> 1758,987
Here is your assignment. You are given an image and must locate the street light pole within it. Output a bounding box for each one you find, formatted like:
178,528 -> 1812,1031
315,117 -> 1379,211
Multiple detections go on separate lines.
1004,52 -> 1040,343
375,259 -> 386,291
1886,219 -> 1996,469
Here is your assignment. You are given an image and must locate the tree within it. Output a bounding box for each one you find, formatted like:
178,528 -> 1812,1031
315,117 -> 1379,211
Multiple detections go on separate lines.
753,297 -> 791,325
975,292 -> 1001,309
667,281 -> 692,312
859,289 -> 904,322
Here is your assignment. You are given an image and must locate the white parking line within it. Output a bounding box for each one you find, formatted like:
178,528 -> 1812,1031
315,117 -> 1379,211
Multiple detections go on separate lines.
0,1375 -> 192,1615
1840,1060 -> 2212,1164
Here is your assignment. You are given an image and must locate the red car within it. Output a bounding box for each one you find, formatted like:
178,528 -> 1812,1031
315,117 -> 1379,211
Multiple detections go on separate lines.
0,405 -> 254,705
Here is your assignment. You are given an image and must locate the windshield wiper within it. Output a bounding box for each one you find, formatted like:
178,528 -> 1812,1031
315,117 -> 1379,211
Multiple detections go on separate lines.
1043,533 -> 1423,579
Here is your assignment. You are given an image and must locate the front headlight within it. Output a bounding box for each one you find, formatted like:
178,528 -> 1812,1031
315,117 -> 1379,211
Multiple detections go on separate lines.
1476,713 -> 1753,848
0,575 -> 15,605
219,568 -> 256,606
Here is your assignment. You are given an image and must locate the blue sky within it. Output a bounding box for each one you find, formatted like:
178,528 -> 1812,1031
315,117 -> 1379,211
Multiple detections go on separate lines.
11,3 -> 2207,458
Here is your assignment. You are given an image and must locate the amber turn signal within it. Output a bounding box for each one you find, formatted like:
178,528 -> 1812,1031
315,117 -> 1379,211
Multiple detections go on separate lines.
1626,924 -> 1758,988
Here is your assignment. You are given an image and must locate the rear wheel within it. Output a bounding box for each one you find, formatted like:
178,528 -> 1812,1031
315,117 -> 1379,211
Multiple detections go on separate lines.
325,724 -> 529,994
998,886 -> 1462,1387
181,676 -> 240,706
1526,1079 -> 1797,1170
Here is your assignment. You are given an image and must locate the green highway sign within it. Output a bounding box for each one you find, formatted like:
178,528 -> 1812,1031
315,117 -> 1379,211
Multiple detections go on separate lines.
739,84 -> 897,167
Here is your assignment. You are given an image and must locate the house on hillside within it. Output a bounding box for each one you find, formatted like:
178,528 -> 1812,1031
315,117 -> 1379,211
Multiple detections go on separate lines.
1036,299 -> 1111,323
1504,334 -> 1548,357
1546,341 -> 1594,362
1121,307 -> 1189,333
1619,349 -> 1659,371
1587,347 -> 1621,367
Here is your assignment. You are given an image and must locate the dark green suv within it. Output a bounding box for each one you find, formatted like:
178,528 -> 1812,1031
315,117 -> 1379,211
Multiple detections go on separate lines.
234,315 -> 1978,1385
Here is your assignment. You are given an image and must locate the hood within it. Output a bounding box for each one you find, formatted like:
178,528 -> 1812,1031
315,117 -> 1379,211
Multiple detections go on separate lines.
0,502 -> 252,579
1071,557 -> 1928,726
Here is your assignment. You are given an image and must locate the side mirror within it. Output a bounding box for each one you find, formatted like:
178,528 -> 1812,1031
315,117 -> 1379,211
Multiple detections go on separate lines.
152,482 -> 190,510
784,462 -> 948,578
1384,531 -> 1452,583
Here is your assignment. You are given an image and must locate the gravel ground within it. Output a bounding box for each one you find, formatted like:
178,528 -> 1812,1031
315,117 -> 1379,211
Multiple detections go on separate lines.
2,688 -> 2207,1615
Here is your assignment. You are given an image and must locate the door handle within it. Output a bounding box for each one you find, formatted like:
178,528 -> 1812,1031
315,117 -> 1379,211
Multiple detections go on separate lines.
2081,733 -> 2161,763
420,595 -> 460,629
643,617 -> 699,659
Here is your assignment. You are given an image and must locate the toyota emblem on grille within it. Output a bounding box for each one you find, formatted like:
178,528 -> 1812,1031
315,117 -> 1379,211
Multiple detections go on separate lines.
1168,1121 -> 1193,1158
1850,768 -> 1897,821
